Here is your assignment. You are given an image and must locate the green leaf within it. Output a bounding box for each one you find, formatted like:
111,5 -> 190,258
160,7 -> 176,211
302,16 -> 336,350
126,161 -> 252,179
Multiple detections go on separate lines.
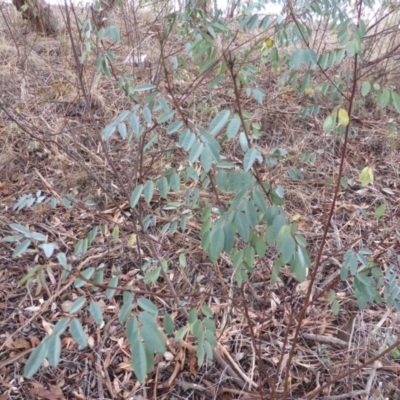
3,235 -> 23,242
47,335 -> 61,367
239,131 -> 249,152
88,227 -> 98,246
126,316 -> 139,346
201,145 -> 213,172
143,181 -> 155,203
180,129 -> 196,151
106,276 -> 118,299
205,328 -> 217,346
13,239 -> 31,257
175,326 -> 188,341
332,299 -> 340,315
359,166 -> 373,186
164,314 -> 175,335
381,89 -> 391,108
243,245 -> 255,271
290,48 -> 317,68
89,301 -> 104,325
140,312 -> 166,354
277,225 -> 296,263
204,318 -> 216,334
144,343 -> 155,373
51,318 -> 70,336
158,177 -> 169,199
10,223 -> 32,236
129,114 -> 140,137
137,298 -> 158,315
119,299 -> 133,324
130,330 -> 147,382
166,120 -> 183,135
223,222 -> 235,253
235,212 -> 249,242
201,305 -> 213,318
291,253 -> 307,282
69,297 -> 87,314
74,267 -> 95,288
392,91 -> 400,113
200,58 -> 216,74
375,204 -> 386,218
143,106 -> 152,126
70,319 -> 87,348
118,122 -> 127,139
254,236 -> 266,257
209,110 -> 230,136
323,115 -> 334,132
158,110 -> 175,124
196,339 -> 205,368
243,148 -> 260,171
134,83 -> 156,92
144,266 -> 161,284
226,115 -> 241,139
204,340 -> 213,359
92,270 -> 104,291
189,140 -> 204,163
209,224 -> 225,261
130,185 -> 143,208
188,308 -> 198,324
31,232 -> 47,241
252,189 -> 267,215
24,342 -> 47,378
112,226 -> 119,240
253,88 -> 264,104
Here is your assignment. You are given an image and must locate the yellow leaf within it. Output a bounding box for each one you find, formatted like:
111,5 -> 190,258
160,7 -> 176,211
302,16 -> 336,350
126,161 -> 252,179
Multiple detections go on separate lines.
292,213 -> 302,221
15,107 -> 21,114
338,108 -> 349,126
264,38 -> 274,48
128,234 -> 137,246
359,166 -> 373,186
305,87 -> 314,95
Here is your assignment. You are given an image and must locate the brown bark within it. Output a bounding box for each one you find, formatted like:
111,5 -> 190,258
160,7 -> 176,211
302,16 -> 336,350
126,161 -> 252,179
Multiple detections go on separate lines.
13,0 -> 61,36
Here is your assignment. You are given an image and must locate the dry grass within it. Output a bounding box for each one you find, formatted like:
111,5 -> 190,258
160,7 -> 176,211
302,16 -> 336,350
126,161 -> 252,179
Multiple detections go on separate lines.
1,1 -> 400,399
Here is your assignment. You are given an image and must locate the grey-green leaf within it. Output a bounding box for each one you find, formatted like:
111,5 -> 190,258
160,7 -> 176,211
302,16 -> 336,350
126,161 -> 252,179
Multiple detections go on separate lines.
70,319 -> 87,348
106,276 -> 118,299
392,91 -> 400,114
226,115 -> 241,139
143,180 -> 155,203
130,334 -> 147,383
24,342 -> 48,378
209,110 -> 230,136
209,225 -> 225,261
47,335 -> 61,367
89,301 -> 104,325
158,177 -> 169,199
235,212 -> 249,242
166,120 -> 183,135
164,314 -> 175,335
243,148 -> 260,171
10,223 -> 32,236
137,298 -> 158,315
13,239 -> 31,257
69,297 -> 87,314
130,184 -> 143,208
140,313 -> 166,354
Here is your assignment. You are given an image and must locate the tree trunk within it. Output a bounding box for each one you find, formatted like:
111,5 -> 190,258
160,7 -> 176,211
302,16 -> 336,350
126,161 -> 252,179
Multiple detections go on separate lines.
12,0 -> 61,36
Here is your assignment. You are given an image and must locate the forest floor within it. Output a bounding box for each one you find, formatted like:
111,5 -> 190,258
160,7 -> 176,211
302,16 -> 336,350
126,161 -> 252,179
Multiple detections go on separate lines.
1,2 -> 400,399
